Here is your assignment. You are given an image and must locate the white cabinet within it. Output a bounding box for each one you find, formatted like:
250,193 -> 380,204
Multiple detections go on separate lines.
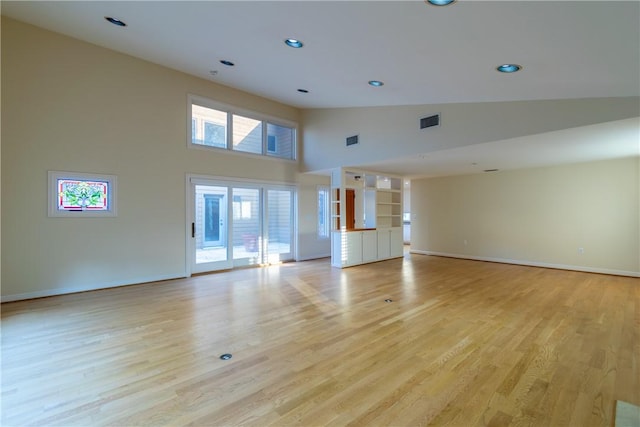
345,232 -> 363,265
377,229 -> 391,259
362,230 -> 378,262
330,167 -> 404,268
333,228 -> 403,267
377,228 -> 403,260
332,230 -> 377,267
390,228 -> 404,258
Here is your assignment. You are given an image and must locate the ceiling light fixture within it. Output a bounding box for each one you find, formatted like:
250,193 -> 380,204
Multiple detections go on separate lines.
284,38 -> 304,48
297,89 -> 309,93
105,16 -> 127,27
425,0 -> 456,6
219,60 -> 235,67
368,80 -> 384,87
496,64 -> 522,73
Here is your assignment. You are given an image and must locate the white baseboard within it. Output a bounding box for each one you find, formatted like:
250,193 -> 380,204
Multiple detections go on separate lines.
410,250 -> 640,278
1,274 -> 185,303
296,253 -> 331,262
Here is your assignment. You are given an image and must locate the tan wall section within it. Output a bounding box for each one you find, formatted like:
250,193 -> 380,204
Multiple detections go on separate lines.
0,18 -> 329,299
411,157 -> 640,275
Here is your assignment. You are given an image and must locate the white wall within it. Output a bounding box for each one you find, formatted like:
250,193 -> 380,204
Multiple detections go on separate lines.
411,157 -> 640,276
297,174 -> 331,261
1,18 -> 329,301
301,98 -> 640,173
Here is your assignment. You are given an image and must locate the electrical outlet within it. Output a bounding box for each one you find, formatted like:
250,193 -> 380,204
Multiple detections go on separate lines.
464,240 -> 468,246
578,247 -> 584,254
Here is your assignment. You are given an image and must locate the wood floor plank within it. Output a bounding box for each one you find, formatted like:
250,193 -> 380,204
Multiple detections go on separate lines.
2,254 -> 638,426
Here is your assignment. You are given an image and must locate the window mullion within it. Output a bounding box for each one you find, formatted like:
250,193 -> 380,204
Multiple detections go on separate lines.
262,121 -> 267,155
227,112 -> 233,150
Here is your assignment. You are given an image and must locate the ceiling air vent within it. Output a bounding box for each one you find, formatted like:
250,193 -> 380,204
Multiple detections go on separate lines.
346,135 -> 359,147
420,114 -> 440,129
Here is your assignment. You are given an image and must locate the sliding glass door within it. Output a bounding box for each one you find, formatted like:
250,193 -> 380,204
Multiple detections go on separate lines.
231,187 -> 262,267
266,189 -> 293,263
189,177 -> 295,274
192,185 -> 231,273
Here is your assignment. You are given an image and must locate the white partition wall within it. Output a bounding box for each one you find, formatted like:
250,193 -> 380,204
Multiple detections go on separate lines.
330,168 -> 404,268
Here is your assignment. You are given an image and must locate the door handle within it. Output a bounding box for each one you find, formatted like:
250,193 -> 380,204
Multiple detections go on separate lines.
192,222 -> 195,238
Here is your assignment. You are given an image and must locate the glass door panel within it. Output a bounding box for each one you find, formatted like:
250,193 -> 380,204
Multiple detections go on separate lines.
266,189 -> 293,263
193,184 -> 231,273
203,194 -> 223,246
189,177 -> 296,275
231,187 -> 262,267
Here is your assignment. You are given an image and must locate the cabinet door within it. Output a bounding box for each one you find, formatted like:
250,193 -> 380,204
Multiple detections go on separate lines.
377,229 -> 390,259
390,228 -> 403,258
362,231 -> 377,262
331,231 -> 343,267
345,232 -> 363,265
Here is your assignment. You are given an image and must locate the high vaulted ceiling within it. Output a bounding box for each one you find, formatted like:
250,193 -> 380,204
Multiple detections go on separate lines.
2,1 -> 639,178
2,1 -> 639,109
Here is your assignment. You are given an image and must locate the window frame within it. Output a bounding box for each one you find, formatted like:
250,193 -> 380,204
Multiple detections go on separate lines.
317,185 -> 330,239
188,94 -> 297,161
48,171 -> 117,217
191,103 -> 228,148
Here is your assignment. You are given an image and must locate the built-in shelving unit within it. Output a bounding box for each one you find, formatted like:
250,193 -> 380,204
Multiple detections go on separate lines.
330,168 -> 404,268
375,176 -> 402,228
331,188 -> 341,231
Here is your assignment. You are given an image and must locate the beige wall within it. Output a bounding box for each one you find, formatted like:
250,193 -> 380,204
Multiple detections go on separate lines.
1,18 -> 329,300
411,157 -> 640,276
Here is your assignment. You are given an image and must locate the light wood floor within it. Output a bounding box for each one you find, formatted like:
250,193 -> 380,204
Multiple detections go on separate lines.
2,254 -> 638,426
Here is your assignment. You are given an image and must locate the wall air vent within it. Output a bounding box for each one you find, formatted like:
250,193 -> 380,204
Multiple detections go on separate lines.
420,114 -> 440,129
346,135 -> 359,146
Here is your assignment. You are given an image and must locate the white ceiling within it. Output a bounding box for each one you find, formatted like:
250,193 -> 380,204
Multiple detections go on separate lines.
2,1 -> 639,177
2,1 -> 639,109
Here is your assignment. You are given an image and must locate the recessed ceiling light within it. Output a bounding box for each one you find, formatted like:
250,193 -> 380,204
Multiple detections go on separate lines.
219,60 -> 235,67
105,16 -> 126,27
425,0 -> 456,6
285,38 -> 304,48
368,80 -> 384,87
297,89 -> 309,93
496,64 -> 522,73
